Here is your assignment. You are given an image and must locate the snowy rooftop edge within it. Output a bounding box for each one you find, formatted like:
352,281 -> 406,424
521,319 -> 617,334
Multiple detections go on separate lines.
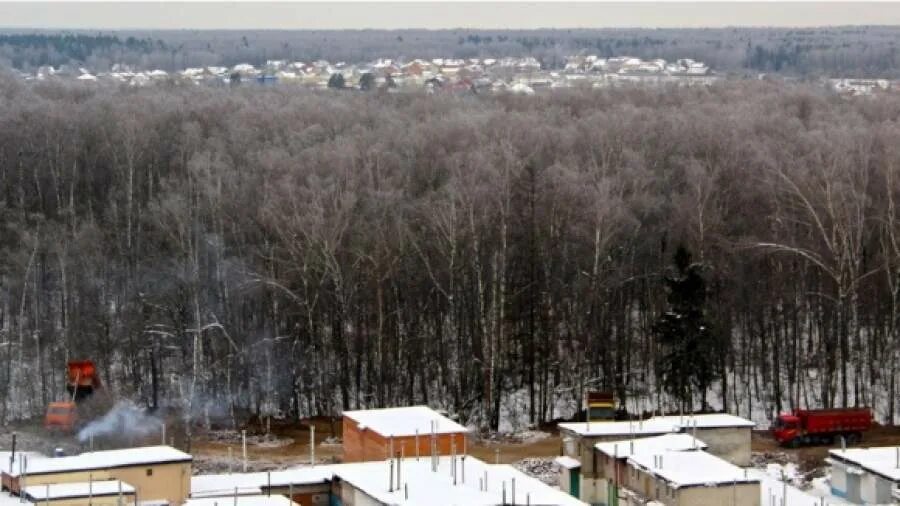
191,467 -> 336,496
7,446 -> 191,476
553,456 -> 581,469
828,446 -> 900,482
185,494 -> 298,506
594,433 -> 707,458
23,481 -> 136,500
342,405 -> 469,436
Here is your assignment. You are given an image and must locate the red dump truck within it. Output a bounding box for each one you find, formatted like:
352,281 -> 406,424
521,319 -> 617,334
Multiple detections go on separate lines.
772,408 -> 873,447
44,360 -> 103,432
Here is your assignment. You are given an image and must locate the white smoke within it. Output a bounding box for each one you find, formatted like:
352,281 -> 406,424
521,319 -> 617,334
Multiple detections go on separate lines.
77,400 -> 162,443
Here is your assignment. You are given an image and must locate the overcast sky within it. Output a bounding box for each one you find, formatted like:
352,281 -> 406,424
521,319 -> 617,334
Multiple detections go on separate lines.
2,2 -> 900,30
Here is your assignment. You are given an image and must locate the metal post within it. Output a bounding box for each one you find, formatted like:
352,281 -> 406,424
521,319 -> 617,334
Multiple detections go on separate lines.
9,433 -> 16,473
310,425 -> 316,467
45,484 -> 50,506
415,429 -> 420,461
511,477 -> 516,504
389,459 -> 394,492
89,473 -> 93,506
228,447 -> 233,474
267,471 -> 271,497
495,448 -> 500,465
118,480 -> 123,506
233,487 -> 237,506
461,455 -> 466,484
161,423 -> 166,446
21,455 -> 28,504
242,430 -> 248,472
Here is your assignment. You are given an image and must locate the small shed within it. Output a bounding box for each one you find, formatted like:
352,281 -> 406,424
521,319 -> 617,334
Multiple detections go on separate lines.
342,406 -> 469,463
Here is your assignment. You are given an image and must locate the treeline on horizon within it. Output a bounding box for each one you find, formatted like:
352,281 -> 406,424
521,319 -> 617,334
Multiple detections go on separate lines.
0,77 -> 898,437
2,26 -> 900,77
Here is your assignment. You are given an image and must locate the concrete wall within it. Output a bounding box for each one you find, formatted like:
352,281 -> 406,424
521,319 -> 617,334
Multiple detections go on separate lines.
693,427 -> 751,467
557,466 -> 572,495
860,472 -> 896,505
12,463 -> 190,506
342,418 -> 467,463
676,484 -> 760,506
336,481 -> 380,506
109,462 -> 190,505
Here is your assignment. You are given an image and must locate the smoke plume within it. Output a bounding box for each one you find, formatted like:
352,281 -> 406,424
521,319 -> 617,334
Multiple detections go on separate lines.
77,400 -> 162,443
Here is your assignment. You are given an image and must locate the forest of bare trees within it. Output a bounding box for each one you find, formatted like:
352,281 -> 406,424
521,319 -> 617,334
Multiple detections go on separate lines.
0,76 -> 898,436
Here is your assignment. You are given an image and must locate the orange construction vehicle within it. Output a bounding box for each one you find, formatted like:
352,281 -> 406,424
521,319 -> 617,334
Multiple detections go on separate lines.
45,360 -> 102,432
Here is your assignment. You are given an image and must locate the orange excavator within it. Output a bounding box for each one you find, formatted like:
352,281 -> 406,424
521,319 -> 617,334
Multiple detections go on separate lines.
44,360 -> 102,432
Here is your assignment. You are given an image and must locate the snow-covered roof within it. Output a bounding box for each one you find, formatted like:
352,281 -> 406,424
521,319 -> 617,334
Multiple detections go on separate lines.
23,480 -> 135,500
185,495 -> 297,506
0,452 -> 45,472
595,433 -> 707,459
190,467 -> 334,498
559,418 -> 674,437
332,456 -> 586,506
8,446 -> 191,476
194,457 -> 584,506
553,456 -> 581,470
559,413 -> 753,437
342,406 -> 469,437
653,414 -> 755,429
828,446 -> 900,482
628,450 -> 758,489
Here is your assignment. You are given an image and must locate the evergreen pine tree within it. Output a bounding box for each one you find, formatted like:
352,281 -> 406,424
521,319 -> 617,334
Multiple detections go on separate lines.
327,73 -> 345,89
653,246 -> 719,411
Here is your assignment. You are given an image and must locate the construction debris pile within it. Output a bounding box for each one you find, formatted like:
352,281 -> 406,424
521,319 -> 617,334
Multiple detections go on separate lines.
513,457 -> 560,486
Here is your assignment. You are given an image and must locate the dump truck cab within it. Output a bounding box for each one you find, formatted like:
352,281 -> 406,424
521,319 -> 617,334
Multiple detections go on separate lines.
771,414 -> 801,445
45,401 -> 78,432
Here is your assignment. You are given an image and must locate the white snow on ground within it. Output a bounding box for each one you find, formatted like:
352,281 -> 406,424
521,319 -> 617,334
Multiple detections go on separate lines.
496,389 -> 578,433
0,491 -> 31,506
750,467 -> 851,506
